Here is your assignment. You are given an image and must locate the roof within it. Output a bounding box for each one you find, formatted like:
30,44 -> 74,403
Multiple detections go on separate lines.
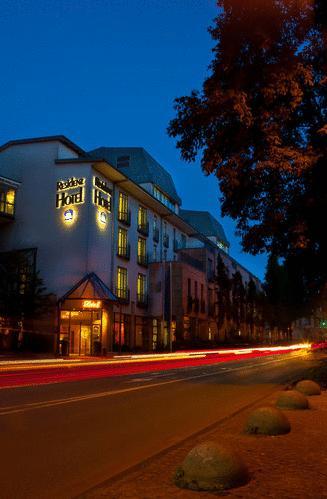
59,272 -> 117,302
87,147 -> 182,205
0,135 -> 85,156
179,209 -> 229,246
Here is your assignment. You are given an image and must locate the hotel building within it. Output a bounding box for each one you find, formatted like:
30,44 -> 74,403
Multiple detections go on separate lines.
0,136 -> 261,355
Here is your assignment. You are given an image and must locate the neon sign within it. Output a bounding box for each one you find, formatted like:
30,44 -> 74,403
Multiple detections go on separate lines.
93,176 -> 111,212
82,300 -> 101,309
56,177 -> 85,209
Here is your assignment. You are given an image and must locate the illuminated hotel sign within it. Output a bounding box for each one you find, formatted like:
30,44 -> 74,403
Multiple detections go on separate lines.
93,176 -> 111,212
56,177 -> 85,209
82,300 -> 101,309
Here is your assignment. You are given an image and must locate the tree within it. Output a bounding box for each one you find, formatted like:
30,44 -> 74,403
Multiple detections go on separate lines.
263,254 -> 299,340
216,254 -> 231,339
168,1 -> 326,310
231,271 -> 246,337
0,250 -> 52,326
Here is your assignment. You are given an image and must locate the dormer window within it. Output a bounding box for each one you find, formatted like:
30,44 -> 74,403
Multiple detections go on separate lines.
117,155 -> 130,168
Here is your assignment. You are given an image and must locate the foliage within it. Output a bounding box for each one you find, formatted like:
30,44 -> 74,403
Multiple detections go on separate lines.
0,251 -> 52,322
168,0 -> 327,309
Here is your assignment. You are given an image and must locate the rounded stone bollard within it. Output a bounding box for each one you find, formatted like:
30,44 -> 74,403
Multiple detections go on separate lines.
174,441 -> 249,492
245,406 -> 291,435
295,380 -> 321,396
276,390 -> 309,410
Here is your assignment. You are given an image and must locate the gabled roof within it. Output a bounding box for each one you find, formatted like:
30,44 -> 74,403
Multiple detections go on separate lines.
0,135 -> 85,156
179,209 -> 229,246
59,272 -> 117,302
87,147 -> 182,205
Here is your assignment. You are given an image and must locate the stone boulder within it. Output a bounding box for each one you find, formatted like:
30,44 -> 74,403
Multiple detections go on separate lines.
245,406 -> 291,435
295,380 -> 321,396
276,390 -> 309,410
174,441 -> 249,491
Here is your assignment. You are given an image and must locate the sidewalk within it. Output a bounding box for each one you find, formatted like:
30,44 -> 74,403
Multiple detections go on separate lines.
82,360 -> 327,499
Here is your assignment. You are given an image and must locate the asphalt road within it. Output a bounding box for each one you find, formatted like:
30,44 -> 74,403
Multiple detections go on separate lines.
0,351 -> 319,499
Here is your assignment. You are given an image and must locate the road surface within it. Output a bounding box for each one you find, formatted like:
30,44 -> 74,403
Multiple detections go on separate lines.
0,351 -> 318,498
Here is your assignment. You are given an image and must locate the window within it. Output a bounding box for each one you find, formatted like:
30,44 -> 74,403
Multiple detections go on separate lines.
116,266 -> 128,300
137,206 -> 148,235
137,237 -> 147,266
181,234 -> 186,249
137,273 -> 147,305
0,189 -> 16,216
194,281 -> 198,298
153,215 -> 159,242
153,185 -> 175,211
117,155 -> 130,168
118,192 -> 130,224
117,227 -> 129,259
163,249 -> 167,261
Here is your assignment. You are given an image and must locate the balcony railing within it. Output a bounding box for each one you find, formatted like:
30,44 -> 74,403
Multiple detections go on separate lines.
163,234 -> 169,248
153,227 -> 160,243
137,221 -> 149,237
117,244 -> 130,260
117,210 -> 131,226
115,287 -> 130,304
137,293 -> 148,308
137,253 -> 148,267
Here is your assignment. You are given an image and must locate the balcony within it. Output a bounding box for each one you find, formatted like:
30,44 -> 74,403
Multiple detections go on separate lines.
137,253 -> 148,267
153,227 -> 160,243
137,221 -> 149,237
117,244 -> 130,260
137,293 -> 148,308
117,210 -> 131,226
115,287 -> 130,304
163,234 -> 169,248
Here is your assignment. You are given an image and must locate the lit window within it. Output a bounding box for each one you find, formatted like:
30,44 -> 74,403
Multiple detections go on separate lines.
118,227 -> 129,257
137,237 -> 147,265
137,273 -> 147,301
0,189 -> 16,216
116,266 -> 128,299
118,192 -> 129,223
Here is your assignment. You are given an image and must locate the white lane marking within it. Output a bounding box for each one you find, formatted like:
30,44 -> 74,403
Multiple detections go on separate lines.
126,378 -> 154,383
0,353 -> 307,417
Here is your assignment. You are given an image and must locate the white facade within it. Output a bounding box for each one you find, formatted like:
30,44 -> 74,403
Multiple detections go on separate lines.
0,136 -> 261,354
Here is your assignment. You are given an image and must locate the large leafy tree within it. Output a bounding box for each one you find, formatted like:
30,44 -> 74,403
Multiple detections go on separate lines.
168,0 -> 326,309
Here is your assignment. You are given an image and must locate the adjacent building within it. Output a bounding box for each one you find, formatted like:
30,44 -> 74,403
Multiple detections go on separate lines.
0,135 -> 262,355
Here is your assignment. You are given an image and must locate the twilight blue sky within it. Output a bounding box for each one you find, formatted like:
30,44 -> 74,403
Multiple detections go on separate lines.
0,0 -> 267,280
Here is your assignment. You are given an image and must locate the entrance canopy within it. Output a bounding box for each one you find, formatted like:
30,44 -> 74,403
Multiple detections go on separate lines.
59,272 -> 118,304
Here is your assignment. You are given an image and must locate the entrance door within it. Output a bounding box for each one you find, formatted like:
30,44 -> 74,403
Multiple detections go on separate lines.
80,325 -> 91,355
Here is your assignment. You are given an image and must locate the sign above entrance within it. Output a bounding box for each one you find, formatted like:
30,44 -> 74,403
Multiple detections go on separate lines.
82,300 -> 101,309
